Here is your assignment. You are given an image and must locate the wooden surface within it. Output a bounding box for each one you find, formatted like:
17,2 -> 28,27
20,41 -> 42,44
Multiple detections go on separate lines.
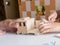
18,0 -> 55,19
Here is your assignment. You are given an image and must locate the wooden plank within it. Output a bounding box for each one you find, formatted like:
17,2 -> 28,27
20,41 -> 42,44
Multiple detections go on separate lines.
27,11 -> 31,17
50,0 -> 55,10
40,0 -> 44,5
30,0 -> 35,11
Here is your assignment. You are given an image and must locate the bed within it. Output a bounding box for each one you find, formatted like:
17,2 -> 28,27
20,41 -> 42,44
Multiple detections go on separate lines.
0,33 -> 60,45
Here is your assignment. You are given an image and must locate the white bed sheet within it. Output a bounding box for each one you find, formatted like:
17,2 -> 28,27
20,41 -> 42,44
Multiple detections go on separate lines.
0,33 -> 60,45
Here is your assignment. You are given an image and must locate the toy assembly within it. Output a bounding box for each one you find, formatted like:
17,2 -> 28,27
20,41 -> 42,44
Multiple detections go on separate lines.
17,17 -> 41,35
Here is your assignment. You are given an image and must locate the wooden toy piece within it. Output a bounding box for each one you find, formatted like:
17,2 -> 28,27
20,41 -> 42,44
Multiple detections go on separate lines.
17,22 -> 27,34
27,28 -> 40,35
17,17 -> 35,34
26,18 -> 35,31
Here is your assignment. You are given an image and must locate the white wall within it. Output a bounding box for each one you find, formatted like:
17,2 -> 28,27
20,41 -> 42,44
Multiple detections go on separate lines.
55,0 -> 60,10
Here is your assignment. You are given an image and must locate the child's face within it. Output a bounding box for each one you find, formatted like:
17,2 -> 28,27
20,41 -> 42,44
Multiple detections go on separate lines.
9,21 -> 19,28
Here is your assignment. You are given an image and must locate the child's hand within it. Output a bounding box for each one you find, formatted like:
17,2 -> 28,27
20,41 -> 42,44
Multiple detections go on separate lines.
48,11 -> 57,22
39,19 -> 60,34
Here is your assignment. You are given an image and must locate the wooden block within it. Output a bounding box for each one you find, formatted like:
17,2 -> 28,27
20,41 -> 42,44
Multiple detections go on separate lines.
26,18 -> 35,31
17,17 -> 35,34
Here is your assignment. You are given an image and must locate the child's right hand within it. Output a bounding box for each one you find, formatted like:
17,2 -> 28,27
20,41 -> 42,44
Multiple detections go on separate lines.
39,19 -> 60,34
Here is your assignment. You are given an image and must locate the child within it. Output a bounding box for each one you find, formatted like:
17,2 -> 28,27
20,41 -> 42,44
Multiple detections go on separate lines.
0,19 -> 19,35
